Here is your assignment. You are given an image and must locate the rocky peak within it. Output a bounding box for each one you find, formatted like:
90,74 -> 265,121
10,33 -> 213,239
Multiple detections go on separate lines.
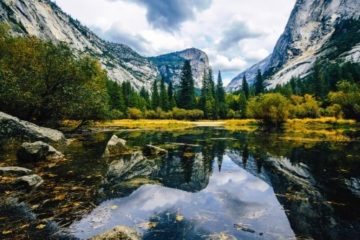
227,0 -> 360,91
149,48 -> 210,88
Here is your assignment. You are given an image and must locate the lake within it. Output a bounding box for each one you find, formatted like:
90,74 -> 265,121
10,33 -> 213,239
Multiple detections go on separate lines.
1,127 -> 360,239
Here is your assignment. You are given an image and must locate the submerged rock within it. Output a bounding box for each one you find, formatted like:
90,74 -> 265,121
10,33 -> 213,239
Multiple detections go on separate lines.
0,166 -> 33,176
0,111 -> 66,143
15,174 -> 44,189
103,135 -> 127,157
90,225 -> 140,240
17,141 -> 64,162
143,145 -> 168,156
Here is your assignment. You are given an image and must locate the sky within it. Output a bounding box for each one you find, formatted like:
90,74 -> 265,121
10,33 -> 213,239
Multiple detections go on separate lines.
53,0 -> 296,85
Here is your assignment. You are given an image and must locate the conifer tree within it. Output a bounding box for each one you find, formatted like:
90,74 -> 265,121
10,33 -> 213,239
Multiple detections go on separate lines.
178,60 -> 196,109
167,80 -> 176,110
242,75 -> 250,99
216,71 -> 227,119
160,77 -> 169,111
255,69 -> 264,95
151,79 -> 160,109
140,87 -> 151,109
200,69 -> 217,119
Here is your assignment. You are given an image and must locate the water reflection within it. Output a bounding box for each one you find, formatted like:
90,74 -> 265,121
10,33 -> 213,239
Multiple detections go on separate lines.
69,128 -> 360,239
70,155 -> 295,239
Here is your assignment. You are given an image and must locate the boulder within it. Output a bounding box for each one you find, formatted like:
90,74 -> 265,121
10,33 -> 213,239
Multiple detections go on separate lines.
17,141 -> 64,162
0,111 -> 65,143
143,145 -> 168,156
90,226 -> 140,240
103,135 -> 127,157
0,166 -> 33,176
16,174 -> 44,189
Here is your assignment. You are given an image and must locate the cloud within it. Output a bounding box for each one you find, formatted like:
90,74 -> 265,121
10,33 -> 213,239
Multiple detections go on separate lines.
218,21 -> 262,51
108,0 -> 212,32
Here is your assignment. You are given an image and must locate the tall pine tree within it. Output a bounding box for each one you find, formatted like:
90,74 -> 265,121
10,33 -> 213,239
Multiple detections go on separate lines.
151,79 -> 160,109
216,71 -> 227,119
167,80 -> 176,110
178,60 -> 196,109
200,69 -> 217,119
255,69 -> 264,95
159,77 -> 169,111
242,75 -> 250,99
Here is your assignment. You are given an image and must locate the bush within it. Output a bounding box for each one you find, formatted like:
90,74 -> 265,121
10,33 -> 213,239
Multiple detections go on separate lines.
247,93 -> 290,126
328,81 -> 360,121
227,109 -> 236,119
289,94 -> 320,118
323,104 -> 343,118
171,108 -> 203,120
127,108 -> 143,120
109,109 -> 125,119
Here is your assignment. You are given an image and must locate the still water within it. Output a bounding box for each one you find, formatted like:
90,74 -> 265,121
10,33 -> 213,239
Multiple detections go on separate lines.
66,128 -> 360,240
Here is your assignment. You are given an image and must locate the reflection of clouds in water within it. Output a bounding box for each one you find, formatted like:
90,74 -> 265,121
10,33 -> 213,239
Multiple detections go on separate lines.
70,154 -> 294,239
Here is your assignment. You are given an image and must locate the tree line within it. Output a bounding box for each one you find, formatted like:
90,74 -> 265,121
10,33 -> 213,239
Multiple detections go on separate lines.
1,24 -> 359,126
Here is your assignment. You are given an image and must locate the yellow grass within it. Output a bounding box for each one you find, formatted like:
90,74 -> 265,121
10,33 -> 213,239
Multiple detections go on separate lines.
94,119 -> 194,130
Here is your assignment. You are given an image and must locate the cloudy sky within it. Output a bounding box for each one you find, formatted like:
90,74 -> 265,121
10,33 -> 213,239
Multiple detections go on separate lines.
53,0 -> 296,84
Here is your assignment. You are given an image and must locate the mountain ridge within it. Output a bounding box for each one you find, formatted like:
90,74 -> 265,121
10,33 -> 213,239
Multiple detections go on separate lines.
227,0 -> 360,91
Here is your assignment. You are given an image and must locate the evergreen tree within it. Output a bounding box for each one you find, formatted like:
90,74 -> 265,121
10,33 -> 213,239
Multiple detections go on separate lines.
200,69 -> 217,119
107,81 -> 125,112
151,79 -> 160,109
140,86 -> 151,109
216,71 -> 227,119
159,77 -> 169,111
177,60 -> 196,109
167,80 -> 176,110
255,69 -> 264,95
313,62 -> 326,99
242,75 -> 250,99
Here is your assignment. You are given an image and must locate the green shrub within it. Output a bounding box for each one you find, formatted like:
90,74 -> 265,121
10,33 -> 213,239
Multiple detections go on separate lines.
247,93 -> 290,126
289,94 -> 320,118
127,108 -> 143,120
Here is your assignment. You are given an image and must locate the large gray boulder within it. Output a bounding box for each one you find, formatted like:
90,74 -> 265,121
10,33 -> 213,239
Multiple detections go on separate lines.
0,166 -> 32,176
0,111 -> 65,143
103,135 -> 127,157
90,225 -> 140,240
17,141 -> 64,162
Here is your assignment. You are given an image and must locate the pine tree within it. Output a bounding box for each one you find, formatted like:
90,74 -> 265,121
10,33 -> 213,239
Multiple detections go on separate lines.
178,60 -> 196,109
167,80 -> 176,110
159,77 -> 169,111
242,75 -> 250,99
140,87 -> 151,109
216,71 -> 227,119
255,69 -> 264,95
151,79 -> 160,109
200,69 -> 217,119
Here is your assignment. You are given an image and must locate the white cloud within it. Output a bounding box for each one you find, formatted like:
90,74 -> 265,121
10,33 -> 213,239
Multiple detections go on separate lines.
52,0 -> 296,80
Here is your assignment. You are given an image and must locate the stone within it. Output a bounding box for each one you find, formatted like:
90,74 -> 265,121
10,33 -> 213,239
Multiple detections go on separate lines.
17,141 -> 64,162
0,111 -> 66,143
0,166 -> 33,176
16,174 -> 44,189
143,145 -> 168,157
90,225 -> 140,240
103,135 -> 127,157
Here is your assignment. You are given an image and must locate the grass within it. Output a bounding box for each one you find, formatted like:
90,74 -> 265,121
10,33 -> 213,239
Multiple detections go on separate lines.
65,118 -> 359,142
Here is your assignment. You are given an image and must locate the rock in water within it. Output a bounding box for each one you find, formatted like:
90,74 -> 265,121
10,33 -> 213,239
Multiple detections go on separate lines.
16,174 -> 44,189
0,167 -> 33,176
143,145 -> 168,156
17,141 -> 64,162
0,111 -> 66,143
90,226 -> 140,240
103,135 -> 127,157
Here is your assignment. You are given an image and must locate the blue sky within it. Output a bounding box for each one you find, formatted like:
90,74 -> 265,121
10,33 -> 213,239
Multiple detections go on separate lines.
53,0 -> 296,84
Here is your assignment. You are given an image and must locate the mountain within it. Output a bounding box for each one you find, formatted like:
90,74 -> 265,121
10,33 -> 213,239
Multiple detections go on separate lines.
149,48 -> 210,88
227,0 -> 360,91
0,0 -> 159,90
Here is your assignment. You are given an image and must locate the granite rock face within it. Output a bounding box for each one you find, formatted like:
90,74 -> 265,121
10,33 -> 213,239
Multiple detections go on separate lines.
150,48 -> 210,88
227,0 -> 360,91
